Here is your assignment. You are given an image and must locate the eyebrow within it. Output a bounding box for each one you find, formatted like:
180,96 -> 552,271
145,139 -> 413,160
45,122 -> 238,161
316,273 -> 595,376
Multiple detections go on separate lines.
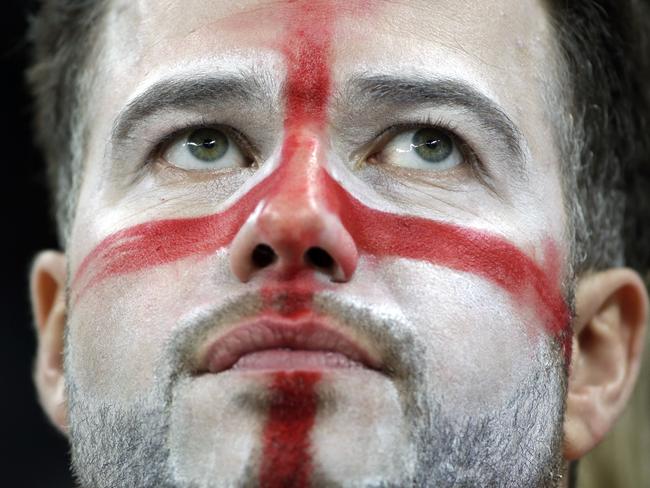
112,71 -> 526,168
111,71 -> 271,143
343,74 -> 526,165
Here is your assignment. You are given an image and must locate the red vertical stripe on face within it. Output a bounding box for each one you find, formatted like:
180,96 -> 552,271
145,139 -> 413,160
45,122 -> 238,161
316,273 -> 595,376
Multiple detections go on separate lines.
259,372 -> 321,488
260,273 -> 320,319
258,8 -> 333,484
281,4 -> 333,130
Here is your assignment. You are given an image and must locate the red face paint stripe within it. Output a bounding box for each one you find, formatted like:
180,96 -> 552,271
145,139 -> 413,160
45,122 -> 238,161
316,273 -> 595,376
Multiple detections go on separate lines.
72,157 -> 571,343
334,179 -> 568,334
280,3 -> 333,131
257,10 -> 331,485
259,371 -> 321,488
260,274 -> 321,318
73,195 -> 252,297
72,185 -> 569,335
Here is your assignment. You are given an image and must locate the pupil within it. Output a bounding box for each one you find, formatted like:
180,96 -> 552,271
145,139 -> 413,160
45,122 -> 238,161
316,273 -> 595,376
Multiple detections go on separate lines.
412,128 -> 453,163
187,128 -> 229,162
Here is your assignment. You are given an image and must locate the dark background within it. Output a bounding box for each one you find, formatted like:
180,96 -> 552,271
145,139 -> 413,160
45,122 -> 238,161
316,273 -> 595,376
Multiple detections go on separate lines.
1,1 -> 73,486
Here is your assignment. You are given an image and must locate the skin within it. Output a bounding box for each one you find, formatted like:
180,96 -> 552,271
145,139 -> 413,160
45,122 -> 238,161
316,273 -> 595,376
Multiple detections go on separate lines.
30,0 -> 648,487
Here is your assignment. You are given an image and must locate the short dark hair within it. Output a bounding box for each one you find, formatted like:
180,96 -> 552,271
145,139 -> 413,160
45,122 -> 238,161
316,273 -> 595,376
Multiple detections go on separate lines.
547,0 -> 650,277
27,0 -> 650,278
27,0 -> 107,241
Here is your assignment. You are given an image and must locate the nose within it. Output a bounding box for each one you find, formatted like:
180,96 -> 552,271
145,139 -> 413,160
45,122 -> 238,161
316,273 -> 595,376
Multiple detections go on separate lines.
229,135 -> 358,282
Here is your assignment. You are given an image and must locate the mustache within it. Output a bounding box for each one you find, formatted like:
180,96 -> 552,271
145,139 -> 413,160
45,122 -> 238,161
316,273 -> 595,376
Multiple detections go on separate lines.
155,289 -> 425,386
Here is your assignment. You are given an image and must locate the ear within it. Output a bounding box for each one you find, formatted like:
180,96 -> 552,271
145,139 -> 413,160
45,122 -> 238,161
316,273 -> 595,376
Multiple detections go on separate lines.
30,250 -> 68,435
563,268 -> 648,460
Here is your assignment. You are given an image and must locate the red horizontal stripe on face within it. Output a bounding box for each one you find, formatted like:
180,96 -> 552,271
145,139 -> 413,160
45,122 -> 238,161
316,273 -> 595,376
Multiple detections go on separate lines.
331,174 -> 570,342
72,172 -> 569,337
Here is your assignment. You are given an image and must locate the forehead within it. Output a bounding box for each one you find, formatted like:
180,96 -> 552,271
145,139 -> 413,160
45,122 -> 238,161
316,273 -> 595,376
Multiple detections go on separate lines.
100,0 -> 555,109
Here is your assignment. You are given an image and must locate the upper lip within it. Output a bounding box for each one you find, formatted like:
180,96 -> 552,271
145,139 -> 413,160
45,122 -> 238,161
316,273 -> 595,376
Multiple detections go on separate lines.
198,316 -> 383,374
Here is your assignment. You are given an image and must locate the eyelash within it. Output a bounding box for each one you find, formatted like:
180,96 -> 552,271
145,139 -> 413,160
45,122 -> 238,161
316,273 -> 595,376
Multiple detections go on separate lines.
145,114 -> 484,177
360,115 -> 481,171
146,117 -> 259,168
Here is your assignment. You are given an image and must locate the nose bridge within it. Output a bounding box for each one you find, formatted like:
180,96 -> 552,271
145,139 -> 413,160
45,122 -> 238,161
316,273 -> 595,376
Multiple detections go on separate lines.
260,134 -> 333,248
229,131 -> 358,282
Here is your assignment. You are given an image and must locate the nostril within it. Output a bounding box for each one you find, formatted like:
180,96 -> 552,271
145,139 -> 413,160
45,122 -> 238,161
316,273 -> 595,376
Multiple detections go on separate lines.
305,247 -> 335,270
251,244 -> 277,269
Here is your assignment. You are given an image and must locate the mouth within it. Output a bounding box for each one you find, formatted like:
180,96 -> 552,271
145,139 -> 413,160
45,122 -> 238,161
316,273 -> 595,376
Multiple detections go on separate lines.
198,316 -> 383,374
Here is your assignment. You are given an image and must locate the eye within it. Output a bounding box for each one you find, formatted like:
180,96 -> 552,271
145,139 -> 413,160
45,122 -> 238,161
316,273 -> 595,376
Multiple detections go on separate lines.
374,127 -> 463,171
162,127 -> 247,170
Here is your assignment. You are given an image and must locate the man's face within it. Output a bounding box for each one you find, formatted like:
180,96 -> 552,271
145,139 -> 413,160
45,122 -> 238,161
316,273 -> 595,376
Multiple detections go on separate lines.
65,0 -> 571,486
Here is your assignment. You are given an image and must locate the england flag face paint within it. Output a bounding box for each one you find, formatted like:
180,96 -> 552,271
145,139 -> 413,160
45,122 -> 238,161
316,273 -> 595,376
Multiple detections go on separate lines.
65,1 -> 571,486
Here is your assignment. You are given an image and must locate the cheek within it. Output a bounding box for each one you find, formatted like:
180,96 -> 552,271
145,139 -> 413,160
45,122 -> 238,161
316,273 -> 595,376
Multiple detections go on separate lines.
67,249 -> 238,403
323,257 -> 540,412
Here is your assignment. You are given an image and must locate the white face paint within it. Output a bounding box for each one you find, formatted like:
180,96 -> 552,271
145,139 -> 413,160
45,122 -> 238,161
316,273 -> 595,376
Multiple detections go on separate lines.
65,0 -> 571,486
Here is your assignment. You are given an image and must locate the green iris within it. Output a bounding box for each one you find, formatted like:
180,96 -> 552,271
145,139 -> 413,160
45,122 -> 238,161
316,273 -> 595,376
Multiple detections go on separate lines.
412,128 -> 453,163
186,128 -> 229,162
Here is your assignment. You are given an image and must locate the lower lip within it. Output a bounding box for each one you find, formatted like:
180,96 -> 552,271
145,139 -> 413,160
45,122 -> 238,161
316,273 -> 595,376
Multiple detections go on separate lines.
230,349 -> 365,371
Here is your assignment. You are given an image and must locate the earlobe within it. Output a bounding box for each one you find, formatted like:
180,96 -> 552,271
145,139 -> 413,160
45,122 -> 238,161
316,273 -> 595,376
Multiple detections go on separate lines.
563,268 -> 648,460
30,250 -> 68,435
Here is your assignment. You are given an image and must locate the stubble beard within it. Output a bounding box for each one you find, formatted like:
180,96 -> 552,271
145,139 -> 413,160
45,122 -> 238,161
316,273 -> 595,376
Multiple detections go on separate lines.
65,295 -> 567,488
